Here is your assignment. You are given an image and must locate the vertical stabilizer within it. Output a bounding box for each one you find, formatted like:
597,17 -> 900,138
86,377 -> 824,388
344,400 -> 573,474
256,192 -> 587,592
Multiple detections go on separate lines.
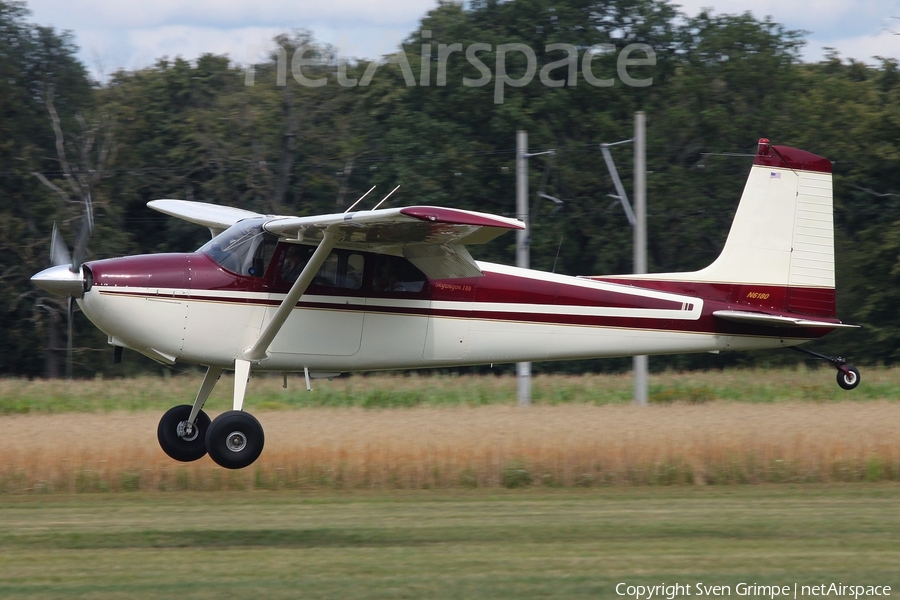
688,139 -> 834,287
603,139 -> 836,317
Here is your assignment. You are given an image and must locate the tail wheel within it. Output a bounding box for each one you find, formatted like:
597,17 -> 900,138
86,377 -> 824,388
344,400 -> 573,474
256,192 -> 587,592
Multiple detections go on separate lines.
205,411 -> 265,469
157,405 -> 211,462
837,366 -> 860,390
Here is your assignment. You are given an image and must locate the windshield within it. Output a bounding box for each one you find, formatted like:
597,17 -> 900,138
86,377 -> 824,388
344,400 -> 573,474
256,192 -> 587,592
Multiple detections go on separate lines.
199,218 -> 277,277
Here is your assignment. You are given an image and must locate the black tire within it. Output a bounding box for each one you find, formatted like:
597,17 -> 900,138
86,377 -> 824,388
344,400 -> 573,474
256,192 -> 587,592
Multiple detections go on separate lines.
837,366 -> 861,390
157,405 -> 211,462
205,411 -> 265,469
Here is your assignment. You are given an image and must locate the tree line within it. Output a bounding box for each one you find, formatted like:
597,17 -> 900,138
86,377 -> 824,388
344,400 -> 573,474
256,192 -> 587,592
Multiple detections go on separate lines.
2,0 -> 899,377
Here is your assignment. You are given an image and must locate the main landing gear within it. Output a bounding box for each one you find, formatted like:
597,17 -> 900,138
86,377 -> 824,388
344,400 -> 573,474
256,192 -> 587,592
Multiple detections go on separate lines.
204,410 -> 265,469
156,363 -> 266,469
157,405 -> 211,462
791,346 -> 861,390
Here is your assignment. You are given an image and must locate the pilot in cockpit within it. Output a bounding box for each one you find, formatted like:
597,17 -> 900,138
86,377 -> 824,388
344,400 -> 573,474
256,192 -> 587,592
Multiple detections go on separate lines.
281,245 -> 311,282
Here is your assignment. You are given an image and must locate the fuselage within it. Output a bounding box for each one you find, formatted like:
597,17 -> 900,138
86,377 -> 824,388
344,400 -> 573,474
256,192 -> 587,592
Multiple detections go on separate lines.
79,241 -> 834,372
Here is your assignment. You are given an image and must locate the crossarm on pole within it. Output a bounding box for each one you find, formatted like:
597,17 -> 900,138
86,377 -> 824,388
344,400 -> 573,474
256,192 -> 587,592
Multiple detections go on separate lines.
600,144 -> 637,227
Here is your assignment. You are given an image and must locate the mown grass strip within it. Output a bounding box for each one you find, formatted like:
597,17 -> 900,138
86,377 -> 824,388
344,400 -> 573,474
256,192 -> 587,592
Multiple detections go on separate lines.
0,487 -> 897,599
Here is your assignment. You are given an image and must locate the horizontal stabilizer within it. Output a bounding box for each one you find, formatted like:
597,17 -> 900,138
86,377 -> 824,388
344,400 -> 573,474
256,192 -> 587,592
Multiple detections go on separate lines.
713,310 -> 858,329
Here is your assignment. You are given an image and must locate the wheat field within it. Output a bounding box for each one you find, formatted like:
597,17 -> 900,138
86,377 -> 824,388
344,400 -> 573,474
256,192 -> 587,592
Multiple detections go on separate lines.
1,400 -> 899,493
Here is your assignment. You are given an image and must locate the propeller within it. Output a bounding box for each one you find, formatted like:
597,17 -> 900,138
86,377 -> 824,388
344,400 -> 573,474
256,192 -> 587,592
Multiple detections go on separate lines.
50,223 -> 72,268
32,195 -> 94,379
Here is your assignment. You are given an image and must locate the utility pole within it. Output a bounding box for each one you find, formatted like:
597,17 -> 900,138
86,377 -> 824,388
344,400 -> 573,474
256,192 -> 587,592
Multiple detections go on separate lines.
515,130 -> 554,407
633,112 -> 648,405
600,112 -> 648,405
516,131 -> 531,406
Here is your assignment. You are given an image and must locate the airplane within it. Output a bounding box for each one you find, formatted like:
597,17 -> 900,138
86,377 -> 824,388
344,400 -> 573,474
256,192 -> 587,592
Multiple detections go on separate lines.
31,138 -> 859,470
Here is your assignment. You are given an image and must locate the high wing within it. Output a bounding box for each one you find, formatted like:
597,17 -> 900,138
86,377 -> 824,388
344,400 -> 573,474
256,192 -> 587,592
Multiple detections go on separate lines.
713,310 -> 858,329
264,206 -> 524,279
148,200 -> 524,279
148,199 -> 264,238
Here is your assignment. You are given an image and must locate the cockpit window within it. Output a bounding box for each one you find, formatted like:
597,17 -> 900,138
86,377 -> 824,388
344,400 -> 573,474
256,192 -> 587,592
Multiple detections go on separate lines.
279,245 -> 364,291
199,218 -> 277,277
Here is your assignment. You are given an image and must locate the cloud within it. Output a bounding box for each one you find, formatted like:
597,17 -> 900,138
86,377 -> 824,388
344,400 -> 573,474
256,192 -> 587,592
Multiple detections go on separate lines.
29,0 -> 437,29
673,0 -> 900,62
22,0 -> 900,80
674,0 -> 893,37
125,24 -> 413,66
806,29 -> 900,63
26,0 -> 435,79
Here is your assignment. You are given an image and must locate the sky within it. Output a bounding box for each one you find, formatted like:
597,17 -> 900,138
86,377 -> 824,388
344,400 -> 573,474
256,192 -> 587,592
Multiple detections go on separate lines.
23,0 -> 900,80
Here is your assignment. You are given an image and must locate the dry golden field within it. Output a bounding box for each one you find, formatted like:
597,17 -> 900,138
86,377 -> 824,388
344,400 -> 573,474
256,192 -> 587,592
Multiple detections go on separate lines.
1,400 -> 899,493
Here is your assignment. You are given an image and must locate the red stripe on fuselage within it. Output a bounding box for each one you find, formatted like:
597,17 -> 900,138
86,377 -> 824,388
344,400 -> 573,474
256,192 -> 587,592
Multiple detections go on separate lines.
95,286 -> 832,340
87,252 -> 836,340
594,277 -> 836,318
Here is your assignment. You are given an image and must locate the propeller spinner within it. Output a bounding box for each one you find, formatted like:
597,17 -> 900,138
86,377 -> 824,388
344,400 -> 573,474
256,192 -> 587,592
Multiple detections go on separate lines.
30,197 -> 94,379
31,222 -> 91,297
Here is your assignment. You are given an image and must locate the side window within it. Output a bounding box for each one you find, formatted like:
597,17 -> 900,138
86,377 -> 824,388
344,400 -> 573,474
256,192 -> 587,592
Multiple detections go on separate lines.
250,234 -> 278,278
279,246 -> 364,291
280,245 -> 316,282
372,254 -> 426,293
315,254 -> 340,287
345,254 -> 364,290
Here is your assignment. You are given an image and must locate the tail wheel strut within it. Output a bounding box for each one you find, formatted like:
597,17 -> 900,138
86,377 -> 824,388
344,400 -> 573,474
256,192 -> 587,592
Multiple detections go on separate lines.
790,346 -> 861,390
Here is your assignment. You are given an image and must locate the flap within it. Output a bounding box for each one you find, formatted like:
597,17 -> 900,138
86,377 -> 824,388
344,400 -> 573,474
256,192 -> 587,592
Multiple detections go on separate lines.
404,243 -> 483,279
148,199 -> 264,237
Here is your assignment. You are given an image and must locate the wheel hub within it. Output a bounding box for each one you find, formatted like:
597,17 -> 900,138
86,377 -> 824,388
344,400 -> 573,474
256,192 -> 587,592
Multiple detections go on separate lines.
176,421 -> 198,441
226,431 -> 247,453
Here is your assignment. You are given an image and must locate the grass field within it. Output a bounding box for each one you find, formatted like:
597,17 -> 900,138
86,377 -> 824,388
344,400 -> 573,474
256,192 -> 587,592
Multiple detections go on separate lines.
1,367 -> 900,492
1,371 -> 897,596
2,401 -> 900,492
0,486 -> 897,598
3,366 -> 900,413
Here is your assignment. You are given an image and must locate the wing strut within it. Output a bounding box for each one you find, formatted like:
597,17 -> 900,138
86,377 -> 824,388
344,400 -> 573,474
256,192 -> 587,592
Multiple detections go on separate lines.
231,229 -> 338,411
245,229 -> 339,362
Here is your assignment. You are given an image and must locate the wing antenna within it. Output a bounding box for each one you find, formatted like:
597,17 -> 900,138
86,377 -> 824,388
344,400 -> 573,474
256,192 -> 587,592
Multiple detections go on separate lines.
343,186 -> 376,213
371,185 -> 400,211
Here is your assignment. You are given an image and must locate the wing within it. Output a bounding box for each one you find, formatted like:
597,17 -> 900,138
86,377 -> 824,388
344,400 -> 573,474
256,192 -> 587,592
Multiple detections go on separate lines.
713,310 -> 858,329
264,206 -> 524,279
148,199 -> 264,237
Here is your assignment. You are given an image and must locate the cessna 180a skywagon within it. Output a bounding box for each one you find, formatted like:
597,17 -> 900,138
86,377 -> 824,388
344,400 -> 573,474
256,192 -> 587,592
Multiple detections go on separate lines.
32,138 -> 859,469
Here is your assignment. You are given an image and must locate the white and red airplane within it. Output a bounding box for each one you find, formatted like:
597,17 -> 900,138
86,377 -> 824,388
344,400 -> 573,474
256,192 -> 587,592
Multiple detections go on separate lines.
32,138 -> 858,469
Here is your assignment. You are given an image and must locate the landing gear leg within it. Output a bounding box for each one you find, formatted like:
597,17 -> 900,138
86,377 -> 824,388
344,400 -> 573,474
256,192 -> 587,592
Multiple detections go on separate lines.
157,365 -> 222,462
188,365 -> 223,426
205,359 -> 265,469
790,346 -> 861,390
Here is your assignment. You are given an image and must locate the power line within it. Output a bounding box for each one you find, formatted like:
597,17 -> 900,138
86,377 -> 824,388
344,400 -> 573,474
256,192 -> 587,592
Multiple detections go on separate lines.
9,141 -> 769,179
